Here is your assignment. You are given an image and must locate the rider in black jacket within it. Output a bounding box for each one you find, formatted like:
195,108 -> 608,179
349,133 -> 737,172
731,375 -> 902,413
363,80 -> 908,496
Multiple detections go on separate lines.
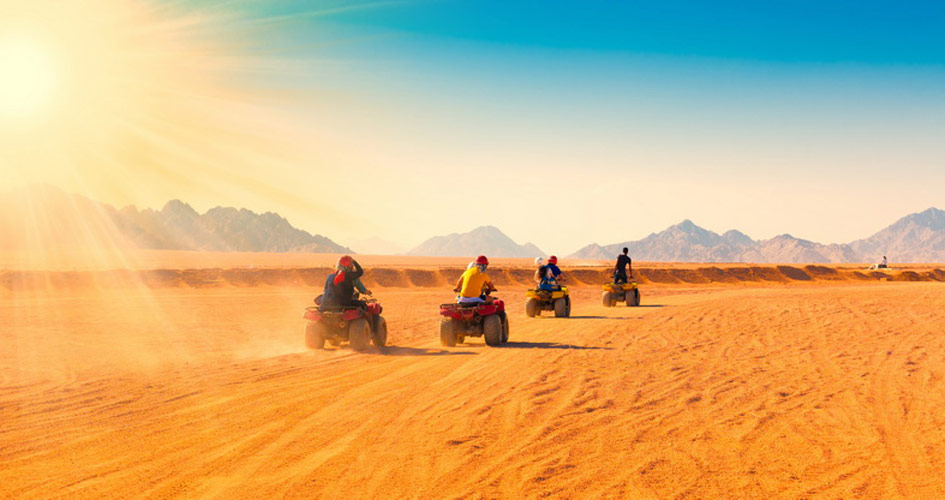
320,255 -> 365,310
613,247 -> 632,284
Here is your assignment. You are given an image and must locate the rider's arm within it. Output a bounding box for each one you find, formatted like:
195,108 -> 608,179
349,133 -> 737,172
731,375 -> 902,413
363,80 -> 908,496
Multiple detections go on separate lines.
552,265 -> 562,278
350,259 -> 364,280
454,274 -> 464,292
354,277 -> 368,294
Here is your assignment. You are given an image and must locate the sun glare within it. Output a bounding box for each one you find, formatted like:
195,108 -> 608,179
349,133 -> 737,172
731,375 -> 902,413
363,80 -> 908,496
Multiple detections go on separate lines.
0,37 -> 57,118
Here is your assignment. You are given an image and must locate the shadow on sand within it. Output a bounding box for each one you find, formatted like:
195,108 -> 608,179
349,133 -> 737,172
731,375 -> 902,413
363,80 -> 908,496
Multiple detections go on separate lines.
378,346 -> 476,357
501,341 -> 613,350
566,315 -> 624,320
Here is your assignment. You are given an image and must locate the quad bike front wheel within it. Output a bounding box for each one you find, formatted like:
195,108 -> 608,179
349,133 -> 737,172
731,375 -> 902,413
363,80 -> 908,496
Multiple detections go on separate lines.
629,289 -> 641,307
483,315 -> 503,346
304,322 -> 326,349
525,298 -> 540,317
373,316 -> 388,347
602,291 -> 615,307
348,318 -> 372,351
501,314 -> 510,343
440,318 -> 457,347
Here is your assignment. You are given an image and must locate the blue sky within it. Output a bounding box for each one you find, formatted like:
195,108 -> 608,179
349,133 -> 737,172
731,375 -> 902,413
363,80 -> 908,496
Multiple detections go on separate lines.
149,0 -> 945,252
251,0 -> 945,64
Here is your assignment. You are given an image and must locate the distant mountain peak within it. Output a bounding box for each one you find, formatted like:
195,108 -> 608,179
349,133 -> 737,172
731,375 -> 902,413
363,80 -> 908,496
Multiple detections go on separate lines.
904,207 -> 945,229
673,219 -> 699,231
161,200 -> 198,218
408,226 -> 544,258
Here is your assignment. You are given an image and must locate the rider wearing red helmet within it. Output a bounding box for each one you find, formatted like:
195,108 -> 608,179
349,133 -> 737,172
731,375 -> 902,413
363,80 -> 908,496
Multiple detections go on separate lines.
454,255 -> 496,304
320,255 -> 365,310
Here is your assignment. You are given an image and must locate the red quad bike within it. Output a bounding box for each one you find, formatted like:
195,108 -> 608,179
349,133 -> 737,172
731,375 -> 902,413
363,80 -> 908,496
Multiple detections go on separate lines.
303,296 -> 388,351
439,291 -> 509,347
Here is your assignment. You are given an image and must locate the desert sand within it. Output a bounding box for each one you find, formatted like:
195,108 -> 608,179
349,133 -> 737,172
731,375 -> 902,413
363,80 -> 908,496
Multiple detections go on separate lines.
3,255 -> 945,498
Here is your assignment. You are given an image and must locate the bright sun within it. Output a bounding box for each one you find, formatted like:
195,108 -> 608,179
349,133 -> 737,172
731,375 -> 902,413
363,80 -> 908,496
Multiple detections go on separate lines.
0,37 -> 58,118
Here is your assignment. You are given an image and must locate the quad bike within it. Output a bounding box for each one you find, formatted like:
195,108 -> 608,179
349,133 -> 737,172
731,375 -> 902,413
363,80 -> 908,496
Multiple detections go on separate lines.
525,285 -> 571,318
602,281 -> 641,307
303,295 -> 388,351
439,291 -> 509,347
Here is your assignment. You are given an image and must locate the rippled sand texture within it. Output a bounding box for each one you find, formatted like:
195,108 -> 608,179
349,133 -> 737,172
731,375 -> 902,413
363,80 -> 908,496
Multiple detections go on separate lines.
3,259 -> 945,498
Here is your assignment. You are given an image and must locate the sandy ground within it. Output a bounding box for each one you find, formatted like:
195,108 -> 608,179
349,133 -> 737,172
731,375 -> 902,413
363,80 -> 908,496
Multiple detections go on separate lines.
3,262 -> 945,498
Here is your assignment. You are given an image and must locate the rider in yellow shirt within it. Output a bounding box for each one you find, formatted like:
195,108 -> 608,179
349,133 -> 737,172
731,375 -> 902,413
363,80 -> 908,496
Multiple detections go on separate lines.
454,255 -> 496,304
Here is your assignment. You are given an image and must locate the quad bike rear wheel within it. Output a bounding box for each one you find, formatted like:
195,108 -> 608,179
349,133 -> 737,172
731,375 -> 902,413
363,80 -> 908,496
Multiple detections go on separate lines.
373,316 -> 388,347
525,298 -> 540,317
502,314 -> 510,343
554,297 -> 569,317
440,318 -> 457,347
602,291 -> 615,307
304,322 -> 325,349
630,289 -> 641,307
483,315 -> 503,346
348,318 -> 372,351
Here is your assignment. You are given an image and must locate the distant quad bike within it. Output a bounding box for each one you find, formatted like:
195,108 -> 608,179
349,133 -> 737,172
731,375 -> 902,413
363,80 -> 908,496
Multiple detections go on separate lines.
303,296 -> 388,351
602,281 -> 641,307
525,286 -> 571,318
439,292 -> 509,347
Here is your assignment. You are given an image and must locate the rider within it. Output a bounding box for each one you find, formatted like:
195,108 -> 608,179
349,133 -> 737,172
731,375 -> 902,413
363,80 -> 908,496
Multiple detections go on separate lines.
613,247 -> 632,284
454,255 -> 496,305
536,255 -> 563,291
320,255 -> 365,311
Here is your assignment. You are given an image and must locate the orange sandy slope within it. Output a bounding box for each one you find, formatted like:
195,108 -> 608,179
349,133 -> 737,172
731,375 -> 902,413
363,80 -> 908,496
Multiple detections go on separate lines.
2,257 -> 945,498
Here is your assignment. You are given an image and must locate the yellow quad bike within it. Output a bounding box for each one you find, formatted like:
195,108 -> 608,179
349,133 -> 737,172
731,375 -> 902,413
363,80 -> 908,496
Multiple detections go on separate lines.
525,286 -> 571,318
602,281 -> 641,307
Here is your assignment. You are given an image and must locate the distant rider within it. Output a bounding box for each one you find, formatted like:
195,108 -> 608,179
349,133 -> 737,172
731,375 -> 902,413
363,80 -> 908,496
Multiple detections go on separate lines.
454,255 -> 496,305
879,256 -> 888,269
613,247 -> 632,284
320,255 -> 365,310
535,255 -> 563,291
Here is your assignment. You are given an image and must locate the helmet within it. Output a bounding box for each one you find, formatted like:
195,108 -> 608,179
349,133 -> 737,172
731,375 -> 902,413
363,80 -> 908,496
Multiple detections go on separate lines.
548,255 -> 558,265
534,257 -> 543,266
338,255 -> 354,268
475,255 -> 489,266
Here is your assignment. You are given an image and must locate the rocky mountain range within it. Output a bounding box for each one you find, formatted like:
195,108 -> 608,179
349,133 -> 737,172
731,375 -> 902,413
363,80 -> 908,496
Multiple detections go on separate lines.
0,185 -> 350,254
6,185 -> 945,263
407,226 -> 544,258
570,208 -> 945,263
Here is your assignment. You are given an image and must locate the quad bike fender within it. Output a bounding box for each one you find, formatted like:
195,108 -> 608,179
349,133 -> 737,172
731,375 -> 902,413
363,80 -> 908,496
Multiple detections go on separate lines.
528,288 -> 568,300
367,302 -> 383,316
479,299 -> 505,315
603,282 -> 637,292
303,307 -> 321,321
342,308 -> 365,322
551,287 -> 568,300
